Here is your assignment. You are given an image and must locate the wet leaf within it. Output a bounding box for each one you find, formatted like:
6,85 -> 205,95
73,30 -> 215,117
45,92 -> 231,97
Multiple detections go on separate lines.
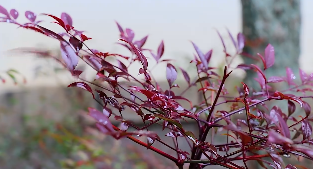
68,82 -> 95,99
286,67 -> 296,86
302,120 -> 312,140
25,11 -> 36,22
9,9 -> 18,19
299,68 -> 309,84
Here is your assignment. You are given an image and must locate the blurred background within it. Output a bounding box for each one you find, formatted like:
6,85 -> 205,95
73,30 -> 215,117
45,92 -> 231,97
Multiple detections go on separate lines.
0,0 -> 312,168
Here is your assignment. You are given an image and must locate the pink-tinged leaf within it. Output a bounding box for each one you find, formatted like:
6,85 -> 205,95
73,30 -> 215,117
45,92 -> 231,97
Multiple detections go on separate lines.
180,67 -> 190,85
236,64 -> 254,70
61,12 -> 72,26
36,25 -> 68,43
25,11 -> 36,22
288,100 -> 296,117
216,30 -> 227,53
268,76 -> 285,83
286,67 -> 296,86
69,36 -> 82,51
119,39 -> 148,70
156,40 -> 164,61
60,41 -> 79,71
83,55 -> 101,71
256,53 -> 266,69
0,5 -> 10,18
237,33 -> 245,52
285,164 -> 297,169
125,28 -> 134,42
264,44 -> 275,70
89,107 -> 114,132
271,106 -> 290,138
267,130 -> 293,145
294,146 -> 313,159
115,21 -> 124,34
299,68 -> 309,84
68,82 -> 95,99
166,63 -> 177,87
134,35 -> 148,49
302,120 -> 312,140
9,9 -> 18,19
251,64 -> 267,82
191,42 -> 208,69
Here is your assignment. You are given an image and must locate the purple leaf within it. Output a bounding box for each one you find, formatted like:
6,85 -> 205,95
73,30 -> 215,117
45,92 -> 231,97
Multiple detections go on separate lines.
156,40 -> 164,61
134,35 -> 148,49
216,30 -> 226,53
180,67 -> 190,85
0,5 -> 10,18
285,164 -> 297,169
119,39 -> 148,70
60,41 -> 79,71
115,21 -> 124,34
68,82 -> 95,99
286,67 -> 296,86
268,76 -> 285,83
25,11 -> 36,22
69,36 -> 82,51
61,12 -> 73,26
236,64 -> 254,70
303,101 -> 311,117
9,9 -> 18,19
237,33 -> 245,52
270,106 -> 290,138
267,130 -> 293,145
227,29 -> 237,50
83,55 -> 101,71
264,44 -> 275,70
299,68 -> 309,84
204,49 -> 213,63
287,100 -> 296,117
117,60 -> 127,71
191,42 -> 208,69
166,63 -> 177,87
125,28 -> 134,42
302,120 -> 312,140
89,107 -> 114,132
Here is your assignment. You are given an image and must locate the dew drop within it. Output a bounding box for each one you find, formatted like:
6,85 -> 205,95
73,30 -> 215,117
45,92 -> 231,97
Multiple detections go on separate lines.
283,153 -> 290,158
239,111 -> 243,114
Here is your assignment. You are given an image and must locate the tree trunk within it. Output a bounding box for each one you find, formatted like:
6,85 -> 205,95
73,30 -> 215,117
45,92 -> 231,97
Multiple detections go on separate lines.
241,0 -> 301,89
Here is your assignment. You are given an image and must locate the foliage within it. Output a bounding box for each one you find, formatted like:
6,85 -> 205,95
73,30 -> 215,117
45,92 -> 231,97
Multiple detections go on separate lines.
1,5 -> 313,169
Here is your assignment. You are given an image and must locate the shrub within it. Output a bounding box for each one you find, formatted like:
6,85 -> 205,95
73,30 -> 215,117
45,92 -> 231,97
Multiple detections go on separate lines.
1,5 -> 313,169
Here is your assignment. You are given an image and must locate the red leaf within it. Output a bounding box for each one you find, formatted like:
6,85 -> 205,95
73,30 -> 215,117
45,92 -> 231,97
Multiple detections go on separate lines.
302,120 -> 312,140
60,41 -> 79,71
264,44 -> 275,70
68,82 -> 95,99
156,40 -> 164,61
191,42 -> 208,69
9,9 -> 18,19
286,67 -> 296,86
237,33 -> 245,52
119,39 -> 148,70
117,60 -> 127,71
25,11 -> 36,22
288,100 -> 296,117
166,63 -> 177,87
61,12 -> 72,26
69,36 -> 83,51
0,5 -> 10,18
80,34 -> 92,41
42,13 -> 66,31
36,25 -> 68,42
180,67 -> 190,85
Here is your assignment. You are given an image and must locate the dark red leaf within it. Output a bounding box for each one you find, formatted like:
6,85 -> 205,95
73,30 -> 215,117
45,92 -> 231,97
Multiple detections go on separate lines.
166,63 -> 177,87
241,82 -> 249,96
286,67 -> 296,86
69,36 -> 82,51
60,41 -> 79,71
25,11 -> 36,22
264,44 -> 275,70
288,100 -> 296,117
180,67 -> 190,85
268,76 -> 285,83
191,42 -> 208,69
42,13 -> 66,31
0,5 -> 10,18
9,9 -> 18,19
256,53 -> 266,69
61,12 -> 72,26
302,120 -> 312,140
195,76 -> 209,83
117,60 -> 127,71
156,40 -> 164,61
236,64 -> 254,70
119,39 -> 148,70
303,101 -> 311,117
36,25 -> 68,42
68,82 -> 95,99
237,33 -> 245,52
